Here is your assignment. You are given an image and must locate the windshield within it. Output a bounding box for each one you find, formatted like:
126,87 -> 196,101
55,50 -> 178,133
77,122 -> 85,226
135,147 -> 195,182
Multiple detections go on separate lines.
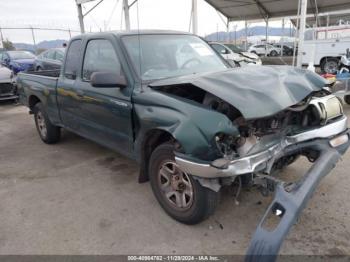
224,44 -> 243,53
122,34 -> 227,81
8,51 -> 35,60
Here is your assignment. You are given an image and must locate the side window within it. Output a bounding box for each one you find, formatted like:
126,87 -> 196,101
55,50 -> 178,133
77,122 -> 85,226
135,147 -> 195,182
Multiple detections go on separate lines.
55,51 -> 64,62
64,39 -> 82,79
41,51 -> 48,58
82,39 -> 122,81
47,50 -> 55,60
211,44 -> 227,54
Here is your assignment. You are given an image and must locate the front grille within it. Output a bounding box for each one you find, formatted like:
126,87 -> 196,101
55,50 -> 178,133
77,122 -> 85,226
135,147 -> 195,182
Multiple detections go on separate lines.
0,83 -> 15,95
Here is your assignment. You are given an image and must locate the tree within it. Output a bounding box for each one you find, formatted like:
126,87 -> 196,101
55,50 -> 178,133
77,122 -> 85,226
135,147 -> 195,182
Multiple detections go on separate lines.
2,39 -> 15,50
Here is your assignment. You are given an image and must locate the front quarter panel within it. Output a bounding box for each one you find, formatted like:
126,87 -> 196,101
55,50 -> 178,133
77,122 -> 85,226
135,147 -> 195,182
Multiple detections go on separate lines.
133,86 -> 239,161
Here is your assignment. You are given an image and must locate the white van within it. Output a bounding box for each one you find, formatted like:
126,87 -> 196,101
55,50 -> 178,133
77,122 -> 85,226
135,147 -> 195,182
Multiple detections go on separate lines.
302,25 -> 350,73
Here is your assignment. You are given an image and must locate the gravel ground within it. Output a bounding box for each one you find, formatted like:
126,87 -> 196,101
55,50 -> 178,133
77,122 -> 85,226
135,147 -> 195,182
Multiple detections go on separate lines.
0,102 -> 349,256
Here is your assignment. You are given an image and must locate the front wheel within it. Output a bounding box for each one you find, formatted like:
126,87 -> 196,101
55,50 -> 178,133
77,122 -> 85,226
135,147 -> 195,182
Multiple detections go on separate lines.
33,102 -> 61,144
270,50 -> 278,57
149,143 -> 219,224
321,58 -> 339,74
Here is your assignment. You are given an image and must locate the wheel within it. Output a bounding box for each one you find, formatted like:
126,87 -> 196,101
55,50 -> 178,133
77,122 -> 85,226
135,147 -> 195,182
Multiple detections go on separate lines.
251,51 -> 257,55
149,143 -> 219,224
321,58 -> 339,74
345,95 -> 350,105
270,50 -> 278,57
36,66 -> 42,71
33,102 -> 61,144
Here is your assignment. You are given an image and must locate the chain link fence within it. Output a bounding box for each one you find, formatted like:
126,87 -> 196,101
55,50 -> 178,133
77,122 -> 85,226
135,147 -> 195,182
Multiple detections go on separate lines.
0,27 -> 81,54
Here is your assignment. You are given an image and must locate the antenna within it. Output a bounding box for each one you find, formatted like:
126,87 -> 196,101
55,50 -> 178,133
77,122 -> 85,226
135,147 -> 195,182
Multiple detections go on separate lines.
136,0 -> 143,92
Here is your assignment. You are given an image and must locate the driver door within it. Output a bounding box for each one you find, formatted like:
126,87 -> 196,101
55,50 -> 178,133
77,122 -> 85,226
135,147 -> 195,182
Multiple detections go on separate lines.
75,38 -> 134,156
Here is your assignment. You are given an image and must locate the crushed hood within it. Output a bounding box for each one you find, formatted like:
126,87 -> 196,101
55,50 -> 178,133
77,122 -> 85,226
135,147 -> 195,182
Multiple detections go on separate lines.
150,66 -> 327,119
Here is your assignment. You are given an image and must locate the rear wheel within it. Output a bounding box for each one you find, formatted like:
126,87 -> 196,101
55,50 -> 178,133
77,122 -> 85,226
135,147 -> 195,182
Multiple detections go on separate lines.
149,143 -> 219,224
321,58 -> 339,74
33,102 -> 61,144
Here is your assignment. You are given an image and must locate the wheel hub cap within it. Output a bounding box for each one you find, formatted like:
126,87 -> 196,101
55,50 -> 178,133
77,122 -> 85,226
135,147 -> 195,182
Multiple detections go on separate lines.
36,112 -> 47,138
158,161 -> 194,210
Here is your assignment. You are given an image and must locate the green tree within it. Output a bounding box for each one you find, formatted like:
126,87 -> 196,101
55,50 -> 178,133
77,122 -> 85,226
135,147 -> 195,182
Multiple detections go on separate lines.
2,39 -> 15,50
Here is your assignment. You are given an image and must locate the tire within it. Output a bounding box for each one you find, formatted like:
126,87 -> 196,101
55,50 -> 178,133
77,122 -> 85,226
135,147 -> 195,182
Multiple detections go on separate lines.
270,50 -> 278,57
345,95 -> 350,105
33,102 -> 61,144
36,66 -> 42,71
251,51 -> 257,55
321,58 -> 339,74
149,143 -> 219,224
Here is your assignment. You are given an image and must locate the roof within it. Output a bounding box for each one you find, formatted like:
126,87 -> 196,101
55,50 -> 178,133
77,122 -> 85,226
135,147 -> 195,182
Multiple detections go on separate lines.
204,0 -> 350,21
70,30 -> 193,41
291,14 -> 350,27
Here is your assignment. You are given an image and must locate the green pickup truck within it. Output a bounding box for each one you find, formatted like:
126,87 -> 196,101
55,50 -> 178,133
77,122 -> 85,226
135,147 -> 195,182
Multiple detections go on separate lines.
17,30 -> 350,259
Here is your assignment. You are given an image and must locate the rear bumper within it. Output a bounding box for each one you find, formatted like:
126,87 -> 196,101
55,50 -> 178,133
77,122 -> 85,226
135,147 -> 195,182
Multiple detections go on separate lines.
175,116 -> 348,178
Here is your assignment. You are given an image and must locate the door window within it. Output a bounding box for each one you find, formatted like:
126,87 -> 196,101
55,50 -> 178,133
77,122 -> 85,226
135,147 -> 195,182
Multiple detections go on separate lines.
82,39 -> 122,81
211,44 -> 228,54
55,51 -> 64,62
46,50 -> 55,60
64,39 -> 82,79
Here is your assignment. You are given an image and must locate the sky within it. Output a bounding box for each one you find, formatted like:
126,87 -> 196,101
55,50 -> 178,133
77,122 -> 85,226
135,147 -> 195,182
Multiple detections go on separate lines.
0,0 -> 286,43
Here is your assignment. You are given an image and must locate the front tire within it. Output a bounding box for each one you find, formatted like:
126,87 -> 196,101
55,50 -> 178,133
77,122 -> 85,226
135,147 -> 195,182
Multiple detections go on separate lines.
270,50 -> 278,57
321,58 -> 339,74
33,102 -> 61,144
149,143 -> 219,224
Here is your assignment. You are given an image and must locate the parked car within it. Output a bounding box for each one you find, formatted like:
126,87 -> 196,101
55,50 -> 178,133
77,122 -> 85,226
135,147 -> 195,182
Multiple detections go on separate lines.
0,64 -> 17,101
273,44 -> 294,56
0,50 -> 35,74
209,42 -> 262,66
248,44 -> 280,56
17,31 -> 350,260
34,48 -> 65,71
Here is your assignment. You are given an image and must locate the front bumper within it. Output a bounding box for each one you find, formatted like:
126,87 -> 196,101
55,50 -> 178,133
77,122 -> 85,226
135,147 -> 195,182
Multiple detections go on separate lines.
245,133 -> 350,262
0,82 -> 17,101
175,116 -> 348,178
175,116 -> 350,262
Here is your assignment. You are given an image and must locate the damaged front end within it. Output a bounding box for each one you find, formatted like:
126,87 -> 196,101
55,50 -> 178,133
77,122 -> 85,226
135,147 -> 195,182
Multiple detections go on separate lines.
148,66 -> 349,260
173,93 -> 349,260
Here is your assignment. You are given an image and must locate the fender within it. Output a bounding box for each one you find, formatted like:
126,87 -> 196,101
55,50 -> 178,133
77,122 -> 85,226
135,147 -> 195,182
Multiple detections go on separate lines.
133,86 -> 239,161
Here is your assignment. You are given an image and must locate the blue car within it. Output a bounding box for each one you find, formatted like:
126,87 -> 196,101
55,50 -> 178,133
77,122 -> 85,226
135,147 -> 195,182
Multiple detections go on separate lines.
0,51 -> 35,74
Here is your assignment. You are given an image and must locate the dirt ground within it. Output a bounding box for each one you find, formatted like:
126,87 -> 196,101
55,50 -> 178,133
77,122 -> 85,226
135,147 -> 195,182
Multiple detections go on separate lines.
0,102 -> 349,256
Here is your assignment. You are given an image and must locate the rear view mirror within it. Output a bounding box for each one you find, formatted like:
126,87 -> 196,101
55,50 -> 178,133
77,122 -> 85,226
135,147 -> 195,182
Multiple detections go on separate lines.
91,72 -> 127,88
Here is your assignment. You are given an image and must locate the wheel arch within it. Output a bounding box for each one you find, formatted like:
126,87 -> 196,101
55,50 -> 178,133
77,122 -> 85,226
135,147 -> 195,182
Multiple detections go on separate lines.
28,95 -> 41,110
319,56 -> 340,66
138,128 -> 178,183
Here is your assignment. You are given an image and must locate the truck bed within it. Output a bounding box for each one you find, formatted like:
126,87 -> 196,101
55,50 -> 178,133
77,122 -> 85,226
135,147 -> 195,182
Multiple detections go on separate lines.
17,69 -> 61,125
22,69 -> 61,78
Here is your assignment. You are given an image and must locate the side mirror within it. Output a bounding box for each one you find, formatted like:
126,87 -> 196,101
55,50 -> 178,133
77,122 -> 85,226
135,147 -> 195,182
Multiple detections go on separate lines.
91,71 -> 127,88
4,58 -> 10,64
347,48 -> 350,58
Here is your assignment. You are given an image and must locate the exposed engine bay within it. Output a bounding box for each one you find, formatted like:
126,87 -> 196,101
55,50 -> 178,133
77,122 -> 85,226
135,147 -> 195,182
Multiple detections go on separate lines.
151,83 -> 343,161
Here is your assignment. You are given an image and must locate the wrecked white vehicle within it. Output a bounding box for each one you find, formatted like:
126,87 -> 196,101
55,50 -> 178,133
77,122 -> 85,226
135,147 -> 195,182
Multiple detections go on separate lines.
0,65 -> 16,101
